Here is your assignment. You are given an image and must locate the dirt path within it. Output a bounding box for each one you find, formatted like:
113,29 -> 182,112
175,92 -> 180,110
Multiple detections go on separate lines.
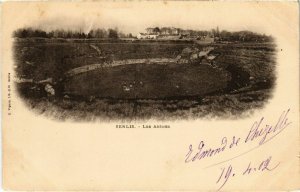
65,57 -> 189,77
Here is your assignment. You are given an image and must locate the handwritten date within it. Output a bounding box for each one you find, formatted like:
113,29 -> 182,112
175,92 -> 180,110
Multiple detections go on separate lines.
216,156 -> 280,191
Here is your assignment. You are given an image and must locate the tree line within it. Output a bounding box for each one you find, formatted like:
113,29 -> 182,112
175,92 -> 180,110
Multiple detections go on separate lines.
13,28 -> 133,39
13,27 -> 272,42
212,30 -> 273,42
182,28 -> 272,42
145,26 -> 272,42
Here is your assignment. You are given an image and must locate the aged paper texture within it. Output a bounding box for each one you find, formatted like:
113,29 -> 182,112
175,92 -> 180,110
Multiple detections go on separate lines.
1,1 -> 300,191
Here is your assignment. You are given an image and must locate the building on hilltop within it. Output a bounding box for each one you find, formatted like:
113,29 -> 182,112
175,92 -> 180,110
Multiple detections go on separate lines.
137,32 -> 158,39
160,27 -> 180,35
146,28 -> 155,34
160,27 -> 171,35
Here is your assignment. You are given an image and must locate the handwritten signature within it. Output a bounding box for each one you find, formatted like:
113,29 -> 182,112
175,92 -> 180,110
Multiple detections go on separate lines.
184,109 -> 291,190
185,109 -> 291,166
216,156 -> 280,191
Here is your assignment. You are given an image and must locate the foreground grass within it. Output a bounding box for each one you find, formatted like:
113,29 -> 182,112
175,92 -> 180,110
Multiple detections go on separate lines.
23,88 -> 272,121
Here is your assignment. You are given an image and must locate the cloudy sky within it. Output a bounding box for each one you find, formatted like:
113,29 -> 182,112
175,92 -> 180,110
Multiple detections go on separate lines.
17,1 -> 293,36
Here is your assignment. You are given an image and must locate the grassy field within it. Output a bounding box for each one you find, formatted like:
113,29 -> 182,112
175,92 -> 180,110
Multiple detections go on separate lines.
14,39 -> 196,81
64,63 -> 230,99
14,39 -> 276,120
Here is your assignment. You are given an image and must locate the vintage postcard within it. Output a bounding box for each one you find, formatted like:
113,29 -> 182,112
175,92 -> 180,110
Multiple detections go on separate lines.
1,1 -> 300,191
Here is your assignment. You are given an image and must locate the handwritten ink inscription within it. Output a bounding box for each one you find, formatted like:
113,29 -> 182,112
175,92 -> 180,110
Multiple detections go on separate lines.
185,109 -> 291,164
184,109 -> 291,190
216,156 -> 280,190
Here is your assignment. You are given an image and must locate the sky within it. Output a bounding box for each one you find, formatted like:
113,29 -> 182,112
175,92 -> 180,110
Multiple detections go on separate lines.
18,1 -> 288,36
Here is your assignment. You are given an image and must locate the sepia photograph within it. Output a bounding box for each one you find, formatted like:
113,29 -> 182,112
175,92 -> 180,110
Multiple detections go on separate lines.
13,17 -> 276,121
2,2 -> 299,191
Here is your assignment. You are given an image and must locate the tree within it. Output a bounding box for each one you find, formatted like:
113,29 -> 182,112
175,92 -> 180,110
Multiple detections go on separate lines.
87,30 -> 94,38
108,28 -> 118,39
216,26 -> 220,37
153,27 -> 160,34
94,29 -> 108,38
13,28 -> 28,38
